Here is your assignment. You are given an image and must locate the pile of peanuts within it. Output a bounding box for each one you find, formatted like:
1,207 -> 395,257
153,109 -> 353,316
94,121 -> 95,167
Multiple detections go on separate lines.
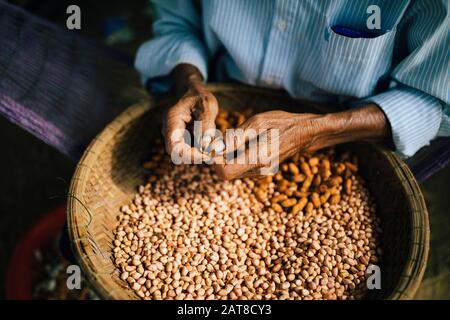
112,110 -> 382,300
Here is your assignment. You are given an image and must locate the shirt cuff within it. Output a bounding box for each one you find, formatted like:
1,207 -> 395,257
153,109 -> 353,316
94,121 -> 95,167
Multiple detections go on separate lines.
135,35 -> 209,85
437,105 -> 450,137
365,86 -> 443,158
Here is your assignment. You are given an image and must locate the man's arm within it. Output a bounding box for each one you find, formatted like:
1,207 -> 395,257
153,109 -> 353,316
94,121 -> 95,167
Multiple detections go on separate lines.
214,105 -> 389,180
134,1 -> 220,163
163,64 -> 218,163
135,0 -> 209,85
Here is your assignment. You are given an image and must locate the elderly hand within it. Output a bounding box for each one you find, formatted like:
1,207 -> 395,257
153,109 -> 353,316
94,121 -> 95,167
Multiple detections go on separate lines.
162,64 -> 218,164
214,105 -> 389,180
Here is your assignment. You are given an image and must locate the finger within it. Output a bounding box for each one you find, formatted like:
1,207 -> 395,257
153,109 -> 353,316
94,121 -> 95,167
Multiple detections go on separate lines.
197,96 -> 219,134
196,97 -> 219,150
221,129 -> 257,163
214,162 -> 261,180
235,154 -> 280,179
216,129 -> 283,179
164,102 -> 193,154
207,138 -> 226,156
202,139 -> 226,166
254,159 -> 280,176
223,127 -> 278,169
240,168 -> 266,179
213,145 -> 262,180
215,157 -> 280,180
223,114 -> 264,157
171,141 -> 210,165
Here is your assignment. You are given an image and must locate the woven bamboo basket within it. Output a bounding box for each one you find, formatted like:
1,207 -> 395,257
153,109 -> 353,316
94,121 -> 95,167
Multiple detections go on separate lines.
67,83 -> 429,300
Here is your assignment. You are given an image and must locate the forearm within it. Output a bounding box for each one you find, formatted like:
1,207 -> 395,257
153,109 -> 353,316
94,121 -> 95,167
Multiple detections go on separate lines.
302,104 -> 390,151
325,104 -> 389,143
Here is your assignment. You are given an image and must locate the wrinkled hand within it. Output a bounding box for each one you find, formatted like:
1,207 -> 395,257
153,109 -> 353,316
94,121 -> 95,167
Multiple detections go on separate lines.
162,64 -> 218,164
213,111 -> 324,179
214,105 -> 388,180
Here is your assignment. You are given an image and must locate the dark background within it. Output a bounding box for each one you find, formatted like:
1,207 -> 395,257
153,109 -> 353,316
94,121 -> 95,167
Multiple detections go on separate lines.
0,0 -> 449,299
0,0 -> 152,298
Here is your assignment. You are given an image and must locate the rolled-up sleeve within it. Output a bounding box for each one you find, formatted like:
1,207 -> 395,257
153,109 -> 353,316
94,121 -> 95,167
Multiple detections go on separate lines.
135,0 -> 209,84
367,0 -> 450,157
367,86 -> 444,157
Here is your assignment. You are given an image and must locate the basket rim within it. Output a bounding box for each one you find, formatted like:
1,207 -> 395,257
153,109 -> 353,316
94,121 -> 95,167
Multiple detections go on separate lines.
67,83 -> 429,300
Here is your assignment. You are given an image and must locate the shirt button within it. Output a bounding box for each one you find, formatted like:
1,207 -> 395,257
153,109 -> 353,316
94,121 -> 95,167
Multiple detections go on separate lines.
276,19 -> 286,32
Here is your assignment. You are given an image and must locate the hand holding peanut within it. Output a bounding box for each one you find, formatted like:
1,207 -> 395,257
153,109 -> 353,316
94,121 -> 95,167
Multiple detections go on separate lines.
214,105 -> 388,180
162,64 -> 218,164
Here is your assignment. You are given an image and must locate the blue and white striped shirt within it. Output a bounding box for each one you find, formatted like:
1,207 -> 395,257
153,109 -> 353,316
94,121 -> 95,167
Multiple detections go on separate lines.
135,0 -> 450,157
